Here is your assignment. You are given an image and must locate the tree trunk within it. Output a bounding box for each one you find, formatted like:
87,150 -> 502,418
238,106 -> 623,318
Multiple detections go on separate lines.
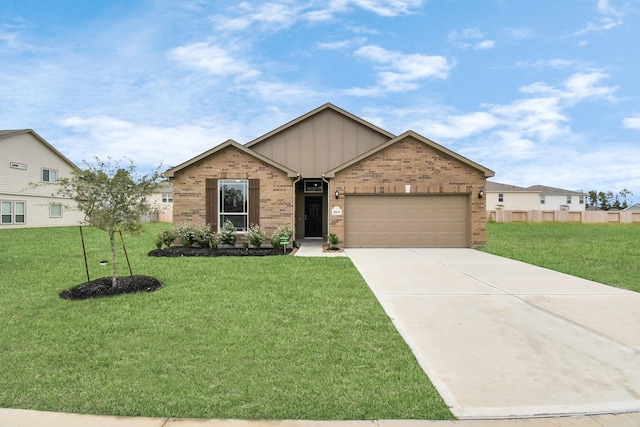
109,230 -> 117,288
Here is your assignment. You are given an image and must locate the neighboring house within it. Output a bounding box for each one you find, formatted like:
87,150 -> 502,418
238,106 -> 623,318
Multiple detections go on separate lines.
486,182 -> 540,211
487,182 -> 586,212
0,129 -> 85,228
166,103 -> 495,248
142,182 -> 173,223
528,185 -> 586,211
623,203 -> 640,211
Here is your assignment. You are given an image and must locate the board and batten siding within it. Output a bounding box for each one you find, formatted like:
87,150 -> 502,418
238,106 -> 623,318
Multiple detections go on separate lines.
0,131 -> 85,228
249,108 -> 391,178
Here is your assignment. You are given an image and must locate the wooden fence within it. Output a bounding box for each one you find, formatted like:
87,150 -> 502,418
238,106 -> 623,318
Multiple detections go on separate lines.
488,210 -> 640,224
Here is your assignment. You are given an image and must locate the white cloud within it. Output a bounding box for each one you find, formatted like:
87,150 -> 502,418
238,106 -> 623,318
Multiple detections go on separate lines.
58,115 -> 235,171
214,2 -> 302,31
447,27 -> 495,50
623,115 -> 640,130
317,37 -> 366,50
168,42 -> 259,80
519,72 -> 617,102
346,45 -> 451,95
572,0 -> 624,36
350,0 -> 423,16
213,0 -> 423,30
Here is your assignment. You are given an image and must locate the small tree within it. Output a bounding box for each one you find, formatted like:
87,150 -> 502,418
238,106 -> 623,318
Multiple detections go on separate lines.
57,157 -> 164,288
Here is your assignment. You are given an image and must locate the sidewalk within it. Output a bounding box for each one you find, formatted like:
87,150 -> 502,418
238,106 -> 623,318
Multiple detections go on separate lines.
2,408 -> 640,427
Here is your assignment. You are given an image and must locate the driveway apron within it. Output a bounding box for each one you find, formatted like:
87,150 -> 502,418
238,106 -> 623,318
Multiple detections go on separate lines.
346,248 -> 640,420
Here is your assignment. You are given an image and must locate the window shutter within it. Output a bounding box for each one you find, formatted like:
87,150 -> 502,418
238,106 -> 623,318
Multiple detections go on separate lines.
249,178 -> 260,226
206,179 -> 218,230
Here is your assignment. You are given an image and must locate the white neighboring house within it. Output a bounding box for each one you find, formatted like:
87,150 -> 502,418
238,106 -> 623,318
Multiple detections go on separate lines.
0,129 -> 86,228
486,182 -> 539,210
142,182 -> 173,223
529,185 -> 586,211
487,182 -> 586,211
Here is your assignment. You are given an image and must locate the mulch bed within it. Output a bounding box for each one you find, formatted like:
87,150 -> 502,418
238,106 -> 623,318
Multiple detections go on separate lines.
60,275 -> 163,301
148,246 -> 294,257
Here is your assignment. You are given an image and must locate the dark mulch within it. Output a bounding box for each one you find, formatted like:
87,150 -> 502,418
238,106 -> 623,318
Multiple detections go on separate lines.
148,245 -> 293,257
60,275 -> 163,301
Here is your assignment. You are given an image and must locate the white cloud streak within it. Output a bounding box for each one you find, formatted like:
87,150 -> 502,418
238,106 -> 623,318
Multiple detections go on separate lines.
168,42 -> 260,80
623,115 -> 640,130
346,45 -> 451,96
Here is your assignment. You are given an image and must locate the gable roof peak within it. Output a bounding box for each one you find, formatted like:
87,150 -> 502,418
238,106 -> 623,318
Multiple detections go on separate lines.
245,102 -> 395,148
165,138 -> 298,178
325,129 -> 494,178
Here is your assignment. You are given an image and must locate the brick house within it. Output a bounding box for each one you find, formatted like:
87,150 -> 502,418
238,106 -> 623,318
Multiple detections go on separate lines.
166,103 -> 494,247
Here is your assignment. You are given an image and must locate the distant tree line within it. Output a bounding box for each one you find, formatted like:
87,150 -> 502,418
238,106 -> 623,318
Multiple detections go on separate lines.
585,189 -> 634,210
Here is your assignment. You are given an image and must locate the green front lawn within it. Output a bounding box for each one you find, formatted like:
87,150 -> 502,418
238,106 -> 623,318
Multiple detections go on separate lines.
0,224 -> 452,420
479,222 -> 640,292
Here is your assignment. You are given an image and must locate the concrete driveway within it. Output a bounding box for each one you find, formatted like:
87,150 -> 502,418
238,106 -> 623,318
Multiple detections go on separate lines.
346,248 -> 640,420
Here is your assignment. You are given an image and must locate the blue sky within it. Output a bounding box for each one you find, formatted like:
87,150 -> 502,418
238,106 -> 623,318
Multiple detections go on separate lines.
2,0 -> 639,198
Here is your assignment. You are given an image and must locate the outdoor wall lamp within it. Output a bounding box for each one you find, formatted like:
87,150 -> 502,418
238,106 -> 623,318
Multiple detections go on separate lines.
478,189 -> 485,199
335,189 -> 340,199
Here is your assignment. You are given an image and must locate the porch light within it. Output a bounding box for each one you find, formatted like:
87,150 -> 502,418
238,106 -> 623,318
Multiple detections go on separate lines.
478,189 -> 485,199
335,189 -> 340,199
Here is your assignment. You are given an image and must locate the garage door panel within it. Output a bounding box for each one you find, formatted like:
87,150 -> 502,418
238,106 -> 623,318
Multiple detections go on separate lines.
345,195 -> 469,248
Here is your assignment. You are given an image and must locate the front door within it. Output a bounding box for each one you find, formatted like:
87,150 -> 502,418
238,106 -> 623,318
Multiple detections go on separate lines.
304,196 -> 323,237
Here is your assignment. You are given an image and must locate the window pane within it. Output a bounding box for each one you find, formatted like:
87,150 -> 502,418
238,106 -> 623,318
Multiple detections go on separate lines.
50,170 -> 57,183
42,169 -> 49,182
220,214 -> 247,231
220,181 -> 247,213
15,202 -> 25,223
1,201 -> 11,224
51,203 -> 62,217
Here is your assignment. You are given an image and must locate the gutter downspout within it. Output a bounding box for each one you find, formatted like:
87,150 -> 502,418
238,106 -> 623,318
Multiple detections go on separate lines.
292,174 -> 302,242
321,174 -> 330,239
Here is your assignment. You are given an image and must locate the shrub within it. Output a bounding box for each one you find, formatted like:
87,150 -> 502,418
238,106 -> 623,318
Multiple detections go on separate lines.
175,224 -> 197,248
156,228 -> 177,248
246,224 -> 266,248
219,219 -> 238,247
194,224 -> 217,249
327,233 -> 340,249
271,223 -> 293,249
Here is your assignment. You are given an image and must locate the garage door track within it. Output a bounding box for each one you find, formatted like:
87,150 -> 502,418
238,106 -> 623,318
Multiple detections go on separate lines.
346,248 -> 640,420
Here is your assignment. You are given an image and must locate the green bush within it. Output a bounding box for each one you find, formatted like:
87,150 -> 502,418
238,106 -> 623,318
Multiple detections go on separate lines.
327,233 -> 340,249
194,224 -> 217,249
156,228 -> 177,248
219,219 -> 238,247
246,224 -> 266,248
271,223 -> 293,249
175,224 -> 197,248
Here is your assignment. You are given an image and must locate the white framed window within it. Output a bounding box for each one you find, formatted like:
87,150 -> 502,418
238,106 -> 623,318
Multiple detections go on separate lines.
566,196 -> 572,204
42,168 -> 58,183
1,201 -> 25,224
50,203 -> 63,218
10,162 -> 27,170
219,179 -> 248,231
579,195 -> 584,204
162,193 -> 173,203
498,193 -> 504,203
540,195 -> 545,205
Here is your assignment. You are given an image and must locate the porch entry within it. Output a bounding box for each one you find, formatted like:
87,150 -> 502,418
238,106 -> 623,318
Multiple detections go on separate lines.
304,196 -> 323,237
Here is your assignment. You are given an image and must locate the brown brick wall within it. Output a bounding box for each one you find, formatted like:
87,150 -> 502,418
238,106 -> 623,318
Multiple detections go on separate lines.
330,136 -> 488,247
172,146 -> 294,238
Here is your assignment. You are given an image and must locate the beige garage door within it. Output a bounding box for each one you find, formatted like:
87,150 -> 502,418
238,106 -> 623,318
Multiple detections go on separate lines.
345,195 -> 469,248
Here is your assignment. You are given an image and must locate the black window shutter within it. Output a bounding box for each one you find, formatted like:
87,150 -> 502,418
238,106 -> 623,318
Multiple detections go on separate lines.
206,178 -> 218,230
249,179 -> 260,226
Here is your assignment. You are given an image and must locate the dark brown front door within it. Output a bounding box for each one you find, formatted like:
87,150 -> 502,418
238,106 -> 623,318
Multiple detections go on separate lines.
304,196 -> 323,237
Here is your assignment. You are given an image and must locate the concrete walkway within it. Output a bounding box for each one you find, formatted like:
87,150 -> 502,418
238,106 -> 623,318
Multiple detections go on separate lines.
346,248 -> 640,420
